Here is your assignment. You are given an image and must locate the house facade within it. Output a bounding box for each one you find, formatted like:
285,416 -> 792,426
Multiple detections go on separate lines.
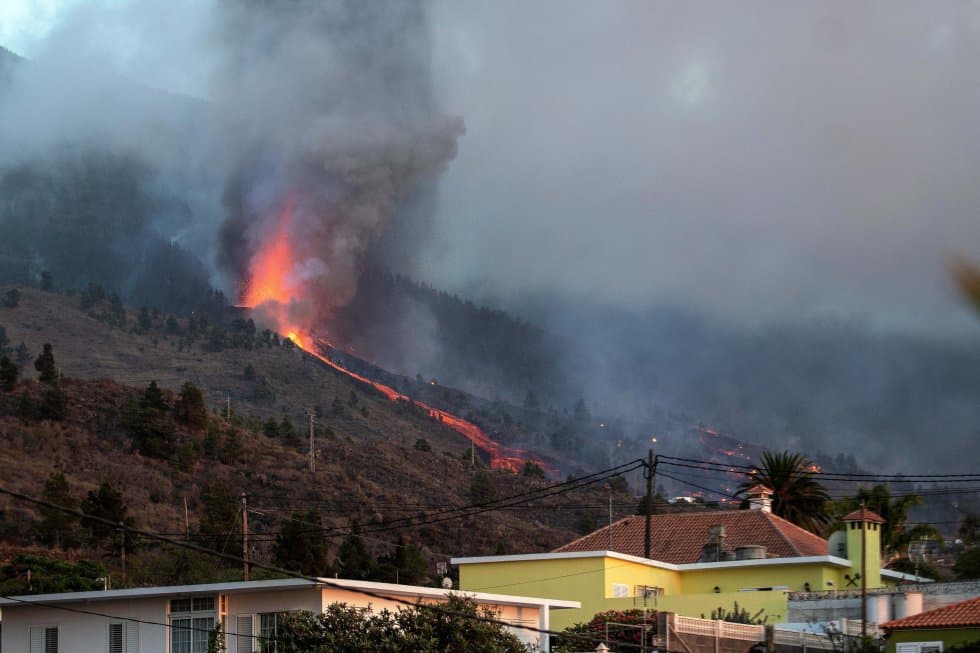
881,596 -> 980,653
0,577 -> 579,652
453,499 -> 927,630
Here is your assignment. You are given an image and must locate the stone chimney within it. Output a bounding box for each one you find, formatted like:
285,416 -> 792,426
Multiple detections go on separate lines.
748,485 -> 773,513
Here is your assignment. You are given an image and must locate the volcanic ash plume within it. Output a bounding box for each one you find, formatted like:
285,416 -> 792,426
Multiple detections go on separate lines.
215,0 -> 464,335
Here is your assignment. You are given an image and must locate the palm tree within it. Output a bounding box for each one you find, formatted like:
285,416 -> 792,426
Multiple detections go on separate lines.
737,450 -> 831,533
835,484 -> 941,556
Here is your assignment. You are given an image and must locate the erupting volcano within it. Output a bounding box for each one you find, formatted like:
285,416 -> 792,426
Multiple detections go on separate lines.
241,201 -> 541,473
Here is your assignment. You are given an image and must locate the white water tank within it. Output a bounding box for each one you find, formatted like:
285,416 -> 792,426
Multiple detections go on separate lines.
892,593 -> 923,620
865,595 -> 890,624
735,545 -> 767,560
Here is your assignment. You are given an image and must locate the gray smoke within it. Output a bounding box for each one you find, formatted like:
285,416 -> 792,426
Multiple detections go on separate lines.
215,1 -> 464,327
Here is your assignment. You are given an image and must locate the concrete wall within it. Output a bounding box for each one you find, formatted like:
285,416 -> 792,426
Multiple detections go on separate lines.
1,598 -> 169,653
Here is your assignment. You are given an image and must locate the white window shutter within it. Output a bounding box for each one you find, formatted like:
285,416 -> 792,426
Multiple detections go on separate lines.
236,615 -> 253,653
126,622 -> 140,653
30,627 -> 45,653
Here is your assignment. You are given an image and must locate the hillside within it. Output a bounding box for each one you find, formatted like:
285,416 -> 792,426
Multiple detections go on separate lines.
0,286 -> 635,587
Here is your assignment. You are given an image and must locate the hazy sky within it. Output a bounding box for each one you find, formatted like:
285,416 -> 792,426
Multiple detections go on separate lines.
4,1 -> 980,332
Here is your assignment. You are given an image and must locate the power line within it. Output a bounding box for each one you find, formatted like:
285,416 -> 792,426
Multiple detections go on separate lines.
0,484 -> 644,650
243,460 -> 646,541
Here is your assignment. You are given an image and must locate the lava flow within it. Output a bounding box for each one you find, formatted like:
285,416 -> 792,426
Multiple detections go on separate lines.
306,337 -> 536,473
241,202 -> 541,473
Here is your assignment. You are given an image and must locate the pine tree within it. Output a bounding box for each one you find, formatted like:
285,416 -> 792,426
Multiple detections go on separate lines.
34,343 -> 58,383
81,481 -> 132,545
39,383 -> 68,421
175,381 -> 207,429
273,510 -> 332,577
336,521 -> 375,580
196,481 -> 239,555
37,473 -> 79,549
0,356 -> 17,391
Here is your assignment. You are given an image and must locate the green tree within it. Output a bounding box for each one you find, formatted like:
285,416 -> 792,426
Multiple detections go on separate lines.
196,481 -> 239,554
886,556 -> 940,581
2,288 -> 21,308
38,383 -> 68,421
737,450 -> 831,533
128,381 -> 176,458
81,481 -> 133,546
273,510 -> 332,577
14,341 -> 29,364
954,547 -> 980,580
0,324 -> 8,352
174,381 -> 207,429
522,461 -> 545,478
40,271 -> 53,292
0,355 -> 17,391
834,484 -> 940,554
960,515 -> 980,545
33,342 -> 57,383
375,536 -> 428,585
36,473 -> 79,549
278,596 -> 526,653
471,470 -> 498,504
336,520 -> 375,580
0,554 -> 105,595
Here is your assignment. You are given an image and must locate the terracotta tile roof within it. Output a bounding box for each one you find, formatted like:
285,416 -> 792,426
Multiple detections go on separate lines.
842,508 -> 886,524
882,597 -> 980,631
554,510 -> 829,563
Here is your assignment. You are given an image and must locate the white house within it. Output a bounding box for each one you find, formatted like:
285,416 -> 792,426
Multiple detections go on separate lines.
0,577 -> 580,652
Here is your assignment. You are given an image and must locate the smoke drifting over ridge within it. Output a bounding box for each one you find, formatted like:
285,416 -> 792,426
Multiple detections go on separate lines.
215,1 -> 464,329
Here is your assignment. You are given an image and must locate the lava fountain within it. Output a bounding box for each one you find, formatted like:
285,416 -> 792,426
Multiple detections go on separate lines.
241,202 -> 538,473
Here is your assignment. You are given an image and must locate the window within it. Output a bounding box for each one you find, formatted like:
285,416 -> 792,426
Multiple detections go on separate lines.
258,613 -> 285,653
236,615 -> 254,653
108,622 -> 139,653
897,643 -> 943,653
612,583 -> 630,598
170,595 -> 217,653
635,585 -> 663,599
30,626 -> 58,653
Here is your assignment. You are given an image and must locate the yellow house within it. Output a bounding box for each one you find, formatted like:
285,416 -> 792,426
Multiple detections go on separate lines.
453,493 -> 926,630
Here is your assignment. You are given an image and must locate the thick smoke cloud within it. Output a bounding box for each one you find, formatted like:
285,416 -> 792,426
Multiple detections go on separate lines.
425,0 -> 980,333
215,1 -> 464,327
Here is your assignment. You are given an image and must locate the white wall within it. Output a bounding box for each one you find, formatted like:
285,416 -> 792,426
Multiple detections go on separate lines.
1,598 -> 169,653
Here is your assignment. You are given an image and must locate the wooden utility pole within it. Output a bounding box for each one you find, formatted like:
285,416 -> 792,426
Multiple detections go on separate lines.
118,525 -> 127,585
183,496 -> 190,538
607,486 -> 614,549
241,494 -> 250,581
644,450 -> 655,559
226,395 -> 231,420
860,500 -> 867,637
308,412 -> 316,473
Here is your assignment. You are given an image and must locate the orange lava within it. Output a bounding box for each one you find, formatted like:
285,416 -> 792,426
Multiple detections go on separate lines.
306,337 -> 536,473
244,202 -> 298,309
239,198 -> 543,473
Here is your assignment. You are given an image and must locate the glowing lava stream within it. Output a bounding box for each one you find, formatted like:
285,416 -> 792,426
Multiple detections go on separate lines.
241,202 -> 543,473
300,336 -> 535,473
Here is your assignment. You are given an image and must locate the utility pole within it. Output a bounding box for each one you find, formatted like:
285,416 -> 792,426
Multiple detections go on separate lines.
118,525 -> 126,585
607,486 -> 614,550
308,411 -> 316,473
860,500 -> 867,638
241,494 -> 250,582
470,440 -> 476,468
644,450 -> 655,559
226,395 -> 231,420
183,496 -> 190,538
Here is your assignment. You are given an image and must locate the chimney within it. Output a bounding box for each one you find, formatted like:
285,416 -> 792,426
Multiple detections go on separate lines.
748,485 -> 773,513
700,524 -> 728,562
